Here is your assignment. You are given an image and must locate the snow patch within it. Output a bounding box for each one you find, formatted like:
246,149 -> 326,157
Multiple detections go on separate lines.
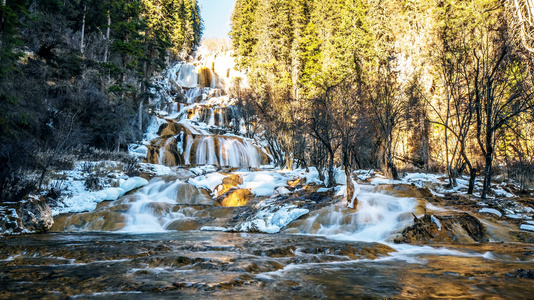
479,208 -> 502,217
53,177 -> 148,215
238,171 -> 291,196
520,224 -> 534,232
430,215 -> 442,230
188,172 -> 225,192
239,205 -> 309,233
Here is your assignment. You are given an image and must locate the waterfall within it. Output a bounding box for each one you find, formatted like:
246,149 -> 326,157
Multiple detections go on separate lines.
185,88 -> 202,103
293,186 -> 416,242
183,135 -> 194,165
172,63 -> 198,88
208,108 -> 215,126
196,137 -> 218,165
122,179 -> 213,232
158,138 -> 174,166
143,47 -> 266,170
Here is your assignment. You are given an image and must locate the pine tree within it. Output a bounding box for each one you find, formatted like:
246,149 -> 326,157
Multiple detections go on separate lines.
230,0 -> 258,69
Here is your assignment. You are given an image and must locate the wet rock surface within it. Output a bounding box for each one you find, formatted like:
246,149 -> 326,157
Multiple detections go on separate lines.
0,196 -> 54,235
1,232 -> 534,299
395,213 -> 488,244
0,232 -> 394,299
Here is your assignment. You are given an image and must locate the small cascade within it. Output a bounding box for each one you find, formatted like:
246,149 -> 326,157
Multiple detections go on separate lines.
291,186 -> 417,242
196,137 -> 218,165
185,87 -> 203,103
171,63 -> 199,88
122,179 -> 212,232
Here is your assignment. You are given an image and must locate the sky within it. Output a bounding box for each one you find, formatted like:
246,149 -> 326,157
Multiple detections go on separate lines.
198,0 -> 236,39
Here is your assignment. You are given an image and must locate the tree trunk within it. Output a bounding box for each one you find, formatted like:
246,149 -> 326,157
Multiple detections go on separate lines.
138,99 -> 143,132
80,5 -> 86,55
318,166 -> 325,182
285,152 -> 294,171
387,147 -> 399,180
385,133 -> 399,180
468,167 -> 477,194
481,118 -> 494,199
460,145 -> 476,195
327,150 -> 335,187
482,154 -> 492,199
104,10 -> 110,62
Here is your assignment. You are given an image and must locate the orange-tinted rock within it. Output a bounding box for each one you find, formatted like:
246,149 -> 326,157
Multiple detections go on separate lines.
213,174 -> 243,197
220,189 -> 252,207
51,210 -> 126,232
198,66 -> 213,88
287,178 -> 306,188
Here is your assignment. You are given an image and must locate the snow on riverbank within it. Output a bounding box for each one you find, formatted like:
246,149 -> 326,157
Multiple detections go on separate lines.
52,177 -> 148,215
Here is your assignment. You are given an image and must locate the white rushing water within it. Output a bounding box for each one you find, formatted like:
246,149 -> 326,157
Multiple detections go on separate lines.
294,186 -> 417,242
122,179 -> 212,232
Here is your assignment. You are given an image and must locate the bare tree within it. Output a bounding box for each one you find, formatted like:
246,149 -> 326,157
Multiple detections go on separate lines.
331,77 -> 364,208
307,86 -> 341,187
471,14 -> 533,198
424,23 -> 479,193
367,58 -> 406,180
508,0 -> 534,53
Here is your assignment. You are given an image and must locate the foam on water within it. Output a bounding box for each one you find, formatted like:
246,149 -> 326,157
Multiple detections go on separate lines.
121,179 -> 211,232
294,189 -> 416,243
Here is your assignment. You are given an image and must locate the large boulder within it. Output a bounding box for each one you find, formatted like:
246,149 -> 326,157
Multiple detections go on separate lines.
19,195 -> 54,232
220,189 -> 253,207
394,212 -> 488,244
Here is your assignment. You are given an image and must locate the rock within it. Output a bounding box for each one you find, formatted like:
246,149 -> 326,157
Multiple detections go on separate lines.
19,196 -> 53,233
394,212 -> 488,244
165,218 -> 201,231
213,174 -> 243,197
373,184 -> 433,198
219,189 -> 252,207
287,178 -> 306,188
506,269 -> 534,279
0,207 -> 22,234
50,210 -> 126,232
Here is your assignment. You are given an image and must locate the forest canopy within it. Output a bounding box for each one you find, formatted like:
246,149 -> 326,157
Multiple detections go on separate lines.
229,0 -> 534,199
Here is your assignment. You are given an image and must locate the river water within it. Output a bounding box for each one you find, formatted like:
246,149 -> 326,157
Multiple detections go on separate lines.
1,231 -> 533,299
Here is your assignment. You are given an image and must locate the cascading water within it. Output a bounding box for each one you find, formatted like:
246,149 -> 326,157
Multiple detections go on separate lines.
288,185 -> 417,242
122,178 -> 213,232
171,63 -> 199,88
143,60 -> 265,168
